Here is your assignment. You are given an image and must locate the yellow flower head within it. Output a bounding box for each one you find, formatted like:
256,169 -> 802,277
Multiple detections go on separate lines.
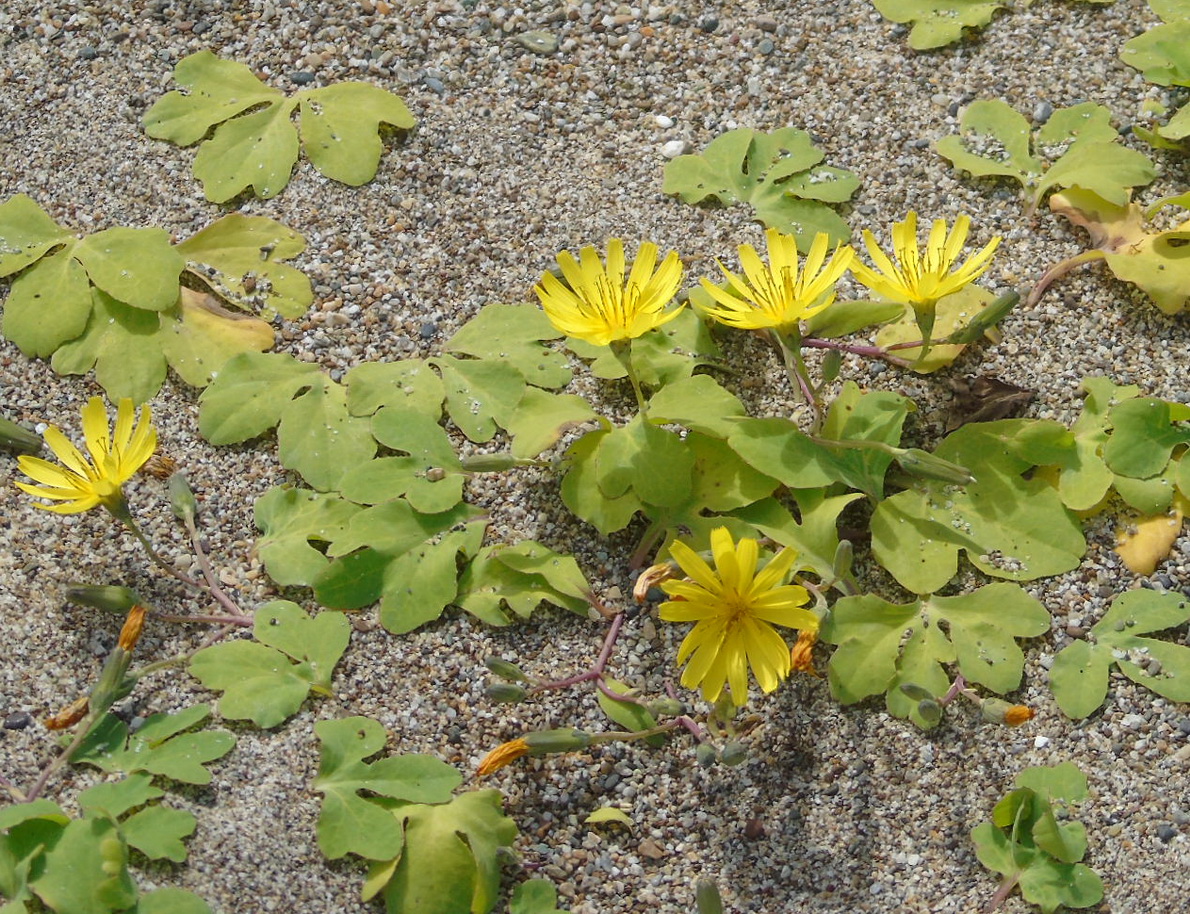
659,527 -> 819,704
852,212 -> 1001,312
533,239 -> 684,346
700,229 -> 854,332
15,397 -> 157,514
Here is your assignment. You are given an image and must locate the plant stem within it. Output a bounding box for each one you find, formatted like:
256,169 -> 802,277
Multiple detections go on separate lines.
24,723 -> 93,802
612,341 -> 648,413
774,330 -> 822,431
800,336 -> 913,368
1025,249 -> 1106,311
181,513 -> 252,620
531,611 -> 626,693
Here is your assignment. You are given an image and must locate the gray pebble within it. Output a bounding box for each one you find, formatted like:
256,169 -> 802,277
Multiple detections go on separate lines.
516,31 -> 558,54
291,71 -> 316,85
423,76 -> 446,96
419,322 -> 437,340
1033,101 -> 1054,124
79,46 -> 99,60
1157,825 -> 1177,843
759,39 -> 775,55
3,711 -> 32,730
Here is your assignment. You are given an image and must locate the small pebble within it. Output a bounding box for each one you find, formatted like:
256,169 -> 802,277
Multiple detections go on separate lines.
516,30 -> 559,54
654,115 -> 674,129
291,71 -> 316,85
3,712 -> 32,730
661,139 -> 689,159
1157,825 -> 1177,843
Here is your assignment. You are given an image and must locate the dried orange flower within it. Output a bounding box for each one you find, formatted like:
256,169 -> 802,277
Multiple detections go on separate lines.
790,629 -> 822,678
45,696 -> 89,730
477,737 -> 530,776
117,605 -> 148,652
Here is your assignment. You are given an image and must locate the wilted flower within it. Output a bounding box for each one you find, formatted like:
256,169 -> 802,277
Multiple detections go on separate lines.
659,528 -> 819,704
699,229 -> 853,332
790,629 -> 821,677
477,738 -> 530,776
15,398 -> 157,514
982,698 -> 1036,726
533,239 -> 684,346
852,212 -> 1000,314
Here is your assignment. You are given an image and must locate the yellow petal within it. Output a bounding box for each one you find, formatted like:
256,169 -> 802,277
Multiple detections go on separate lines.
665,539 -> 722,595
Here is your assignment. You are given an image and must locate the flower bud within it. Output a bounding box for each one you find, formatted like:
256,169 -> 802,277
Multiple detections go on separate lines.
696,743 -> 718,768
65,584 -> 141,614
981,698 -> 1035,726
832,539 -> 854,580
719,741 -> 748,767
485,683 -> 528,704
695,878 -> 724,914
820,348 -> 842,383
916,698 -> 943,728
484,657 -> 529,682
895,448 -> 975,486
947,291 -> 1020,344
0,415 -> 42,455
461,453 -> 522,473
168,473 -> 198,523
524,728 -> 592,756
117,605 -> 147,652
646,698 -> 686,717
45,696 -> 89,730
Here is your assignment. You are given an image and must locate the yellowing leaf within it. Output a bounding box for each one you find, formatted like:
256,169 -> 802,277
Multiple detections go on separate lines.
162,288 -> 274,387
585,807 -> 633,829
1115,495 -> 1189,575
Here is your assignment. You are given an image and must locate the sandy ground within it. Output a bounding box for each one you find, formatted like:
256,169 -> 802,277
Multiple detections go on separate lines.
2,1 -> 1189,912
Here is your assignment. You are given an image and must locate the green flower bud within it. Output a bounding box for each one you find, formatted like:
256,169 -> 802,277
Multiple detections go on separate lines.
696,743 -> 718,768
485,683 -> 528,704
646,698 -> 686,717
832,539 -> 854,579
65,584 -> 141,614
524,728 -> 592,756
461,453 -> 522,473
916,698 -> 943,728
0,415 -> 42,455
719,741 -> 748,767
821,348 -> 843,383
895,448 -> 975,486
168,473 -> 198,523
695,878 -> 724,914
947,291 -> 1020,344
484,657 -> 529,682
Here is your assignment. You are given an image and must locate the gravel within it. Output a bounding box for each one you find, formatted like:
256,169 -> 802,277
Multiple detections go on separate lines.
2,1 -> 1189,913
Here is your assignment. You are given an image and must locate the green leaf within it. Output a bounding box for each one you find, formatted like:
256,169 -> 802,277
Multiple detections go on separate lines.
255,487 -> 363,586
277,376 -> 378,491
444,302 -> 572,389
313,716 -> 461,861
338,406 -> 463,514
198,350 -> 323,443
662,127 -> 859,247
145,51 -> 415,201
872,0 -> 1007,49
189,602 -> 350,727
0,194 -> 74,277
31,817 -> 136,914
175,213 -> 312,319
567,308 -> 721,389
456,541 -> 591,625
560,424 -> 644,534
510,880 -> 567,914
937,100 -> 1155,211
731,489 -> 865,582
595,415 -> 695,509
3,246 -> 90,357
299,83 -> 415,185
133,888 -> 215,914
1050,590 -> 1190,718
1103,398 -> 1190,478
1015,762 -> 1090,804
77,774 -> 162,819
375,525 -> 486,634
803,299 -> 904,339
159,288 -> 275,388
142,50 -> 283,145
1048,376 -> 1140,511
874,286 -> 993,373
647,374 -> 747,438
0,806 -> 66,913
72,228 -> 184,311
345,359 -> 445,418
51,288 -> 168,404
431,355 -> 526,443
381,790 -> 517,914
119,805 -> 197,863
729,382 -> 912,498
823,584 -> 1049,726
503,388 -> 596,459
1120,19 -> 1190,86
871,419 -> 1084,593
324,500 -> 478,560
70,706 -> 235,786
596,679 -> 663,746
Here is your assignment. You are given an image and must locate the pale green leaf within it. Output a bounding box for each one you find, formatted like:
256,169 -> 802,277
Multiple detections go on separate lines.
647,374 -> 747,438
193,100 -> 301,202
346,359 -> 446,417
662,127 -> 858,246
431,355 -> 526,443
120,805 -> 197,863
3,246 -> 91,357
510,880 -> 566,914
72,227 -> 184,311
0,193 -> 74,277
300,83 -> 415,185
872,0 -> 1007,49
504,388 -> 596,459
1120,19 -> 1190,86
595,679 -> 661,745
198,350 -> 324,444
444,302 -> 572,389
77,774 -> 162,820
313,716 -> 460,861
255,487 -> 363,586
31,818 -> 136,914
134,888 -> 215,914
277,378 -> 377,491
595,415 -> 694,509
560,424 -> 643,534
585,807 -> 633,829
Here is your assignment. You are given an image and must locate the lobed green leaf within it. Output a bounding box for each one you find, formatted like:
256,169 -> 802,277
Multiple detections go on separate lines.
872,0 -> 1007,50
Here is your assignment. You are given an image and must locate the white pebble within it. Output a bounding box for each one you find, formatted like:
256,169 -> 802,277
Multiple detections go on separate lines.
661,140 -> 689,159
654,115 -> 674,128
1034,736 -> 1051,749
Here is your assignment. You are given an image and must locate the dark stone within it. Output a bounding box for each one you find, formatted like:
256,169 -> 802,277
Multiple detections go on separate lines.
291,71 -> 316,85
3,711 -> 32,730
79,46 -> 99,60
1158,825 -> 1177,843
419,322 -> 437,340
699,16 -> 719,33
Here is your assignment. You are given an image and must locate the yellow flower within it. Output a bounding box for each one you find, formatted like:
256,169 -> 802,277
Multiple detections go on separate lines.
699,229 -> 854,332
659,527 -> 819,703
852,211 -> 1001,312
15,397 -> 157,514
533,239 -> 684,346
